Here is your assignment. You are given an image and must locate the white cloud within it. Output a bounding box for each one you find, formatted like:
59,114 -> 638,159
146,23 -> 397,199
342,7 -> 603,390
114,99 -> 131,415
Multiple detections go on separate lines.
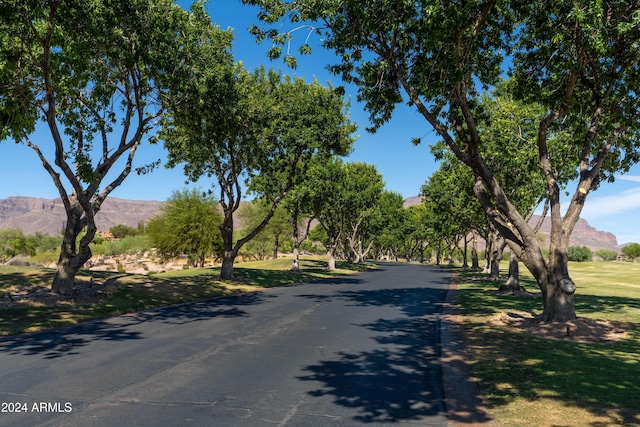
617,175 -> 640,183
581,188 -> 640,218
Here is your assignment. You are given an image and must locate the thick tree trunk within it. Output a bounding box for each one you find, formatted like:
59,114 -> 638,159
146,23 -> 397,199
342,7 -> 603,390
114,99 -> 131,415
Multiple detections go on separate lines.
220,255 -> 235,280
52,202 -> 94,296
542,275 -> 576,322
327,246 -> 336,271
502,250 -> 522,291
490,240 -> 506,279
219,214 -> 236,280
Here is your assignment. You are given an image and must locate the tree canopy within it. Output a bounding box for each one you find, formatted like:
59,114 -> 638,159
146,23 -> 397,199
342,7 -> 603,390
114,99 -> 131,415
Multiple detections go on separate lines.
245,0 -> 640,321
160,52 -> 356,278
1,0 -> 231,294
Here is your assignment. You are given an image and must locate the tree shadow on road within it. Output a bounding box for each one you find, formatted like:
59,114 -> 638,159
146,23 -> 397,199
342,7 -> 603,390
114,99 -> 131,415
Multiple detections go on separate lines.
298,316 -> 443,423
0,292 -> 269,359
297,285 -> 451,423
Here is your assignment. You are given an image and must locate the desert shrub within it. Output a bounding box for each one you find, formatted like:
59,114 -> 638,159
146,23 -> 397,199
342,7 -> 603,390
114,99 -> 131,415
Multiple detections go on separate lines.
92,235 -> 153,256
568,245 -> 593,262
621,243 -> 640,259
595,249 -> 619,261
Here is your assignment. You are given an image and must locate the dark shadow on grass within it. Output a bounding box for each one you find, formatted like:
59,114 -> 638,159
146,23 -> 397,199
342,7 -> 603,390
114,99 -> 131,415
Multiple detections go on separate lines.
0,291 -> 269,358
457,270 -> 640,424
464,323 -> 640,426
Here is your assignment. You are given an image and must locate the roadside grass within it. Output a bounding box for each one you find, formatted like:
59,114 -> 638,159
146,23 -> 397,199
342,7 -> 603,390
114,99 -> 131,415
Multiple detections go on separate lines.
0,257 -> 375,336
456,261 -> 640,426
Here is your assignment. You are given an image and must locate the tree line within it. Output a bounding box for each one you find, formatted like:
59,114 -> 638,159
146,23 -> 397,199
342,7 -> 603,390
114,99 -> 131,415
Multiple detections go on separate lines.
245,0 -> 640,322
3,0 -> 640,324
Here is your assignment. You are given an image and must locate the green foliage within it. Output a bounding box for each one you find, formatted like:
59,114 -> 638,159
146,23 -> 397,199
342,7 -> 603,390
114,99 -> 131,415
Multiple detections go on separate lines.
1,0 -> 230,291
457,263 -> 640,425
146,188 -> 223,266
91,235 -> 153,257
239,199 -> 292,259
0,228 -> 29,262
0,229 -> 64,263
159,34 -> 355,276
109,225 -> 139,239
621,243 -> 640,259
595,249 -> 619,261
567,246 -> 593,262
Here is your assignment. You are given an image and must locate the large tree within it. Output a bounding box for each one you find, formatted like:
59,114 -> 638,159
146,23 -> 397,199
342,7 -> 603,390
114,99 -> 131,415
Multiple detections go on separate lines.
0,0 -> 230,295
160,57 -> 355,279
305,159 -> 384,270
245,0 -> 640,321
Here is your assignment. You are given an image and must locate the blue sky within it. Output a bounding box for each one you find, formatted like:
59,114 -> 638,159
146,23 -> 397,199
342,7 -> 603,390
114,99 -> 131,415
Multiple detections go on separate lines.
2,0 -> 639,244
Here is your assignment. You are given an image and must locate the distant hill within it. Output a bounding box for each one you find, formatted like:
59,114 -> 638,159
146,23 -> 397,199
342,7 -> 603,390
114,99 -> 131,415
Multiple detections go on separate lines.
402,196 -> 619,251
0,196 -> 163,236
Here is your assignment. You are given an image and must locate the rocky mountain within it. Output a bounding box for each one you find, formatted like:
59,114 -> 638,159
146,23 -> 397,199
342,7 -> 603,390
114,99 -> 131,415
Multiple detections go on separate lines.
402,196 -> 619,251
0,196 -> 163,236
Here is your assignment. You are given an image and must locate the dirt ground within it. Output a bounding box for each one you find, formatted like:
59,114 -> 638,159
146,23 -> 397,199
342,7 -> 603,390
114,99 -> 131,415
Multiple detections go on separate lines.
489,289 -> 628,343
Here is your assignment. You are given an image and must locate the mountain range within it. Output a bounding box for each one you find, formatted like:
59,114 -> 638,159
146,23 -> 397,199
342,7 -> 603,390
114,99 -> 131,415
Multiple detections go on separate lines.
403,196 -> 619,251
0,196 -> 163,236
0,195 -> 620,251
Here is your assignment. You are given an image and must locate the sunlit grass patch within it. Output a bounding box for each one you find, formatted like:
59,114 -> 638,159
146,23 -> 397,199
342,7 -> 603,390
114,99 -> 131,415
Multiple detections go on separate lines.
456,261 -> 640,426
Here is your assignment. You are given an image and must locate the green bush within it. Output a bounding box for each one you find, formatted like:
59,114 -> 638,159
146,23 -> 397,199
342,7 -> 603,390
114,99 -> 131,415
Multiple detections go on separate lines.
595,249 -> 619,261
621,243 -> 640,259
568,245 -> 593,262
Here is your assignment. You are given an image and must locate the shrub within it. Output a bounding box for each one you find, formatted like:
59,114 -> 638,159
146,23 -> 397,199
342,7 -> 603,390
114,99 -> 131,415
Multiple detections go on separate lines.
621,243 -> 640,259
595,249 -> 619,261
568,245 -> 593,262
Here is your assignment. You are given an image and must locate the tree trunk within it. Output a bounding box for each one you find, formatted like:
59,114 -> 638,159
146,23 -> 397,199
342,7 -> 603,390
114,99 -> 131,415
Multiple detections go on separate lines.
542,275 -> 576,322
273,235 -> 279,260
290,209 -> 301,272
490,240 -> 506,279
471,232 -> 480,269
462,236 -> 469,269
327,246 -> 336,271
502,250 -> 522,291
52,202 -> 94,296
291,245 -> 300,272
219,213 -> 236,280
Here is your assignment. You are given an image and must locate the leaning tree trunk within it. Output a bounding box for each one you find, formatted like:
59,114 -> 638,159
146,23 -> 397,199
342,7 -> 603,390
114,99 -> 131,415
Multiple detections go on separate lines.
52,203 -> 95,296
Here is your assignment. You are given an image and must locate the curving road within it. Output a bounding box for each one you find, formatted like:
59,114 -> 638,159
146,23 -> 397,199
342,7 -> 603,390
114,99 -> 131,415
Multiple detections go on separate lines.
0,263 -> 457,426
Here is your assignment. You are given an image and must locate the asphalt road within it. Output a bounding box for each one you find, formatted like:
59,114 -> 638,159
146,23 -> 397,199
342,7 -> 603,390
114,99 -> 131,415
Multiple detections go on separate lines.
0,263 -> 455,426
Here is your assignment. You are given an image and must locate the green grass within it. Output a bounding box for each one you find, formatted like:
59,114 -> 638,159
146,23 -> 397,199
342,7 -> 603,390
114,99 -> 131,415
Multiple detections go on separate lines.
457,261 -> 640,426
0,257 -> 375,336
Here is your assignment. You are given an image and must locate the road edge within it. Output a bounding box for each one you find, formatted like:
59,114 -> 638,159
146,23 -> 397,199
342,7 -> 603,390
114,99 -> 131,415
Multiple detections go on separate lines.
441,276 -> 494,426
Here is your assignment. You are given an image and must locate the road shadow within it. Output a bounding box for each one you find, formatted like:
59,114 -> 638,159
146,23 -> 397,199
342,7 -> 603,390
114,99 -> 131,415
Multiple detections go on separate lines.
299,316 -> 443,423
0,291 -> 269,359
298,285 -> 450,423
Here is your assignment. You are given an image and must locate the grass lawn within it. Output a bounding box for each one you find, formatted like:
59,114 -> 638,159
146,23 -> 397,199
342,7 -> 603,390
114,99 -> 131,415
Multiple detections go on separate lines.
456,261 -> 640,426
0,256 -> 374,337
